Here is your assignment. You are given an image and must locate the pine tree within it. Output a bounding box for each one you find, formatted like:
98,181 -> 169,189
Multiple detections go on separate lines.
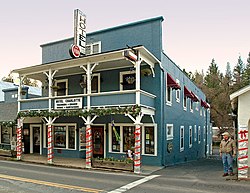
242,52 -> 250,86
232,55 -> 245,92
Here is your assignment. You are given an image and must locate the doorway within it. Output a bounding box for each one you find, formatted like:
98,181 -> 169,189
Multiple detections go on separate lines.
30,125 -> 41,154
92,126 -> 104,158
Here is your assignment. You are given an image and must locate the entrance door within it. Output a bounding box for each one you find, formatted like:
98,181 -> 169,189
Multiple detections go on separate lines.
92,126 -> 104,158
23,128 -> 30,154
33,126 -> 41,154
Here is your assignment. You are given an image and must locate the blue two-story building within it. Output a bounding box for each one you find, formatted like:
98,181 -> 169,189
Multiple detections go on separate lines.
12,16 -> 212,170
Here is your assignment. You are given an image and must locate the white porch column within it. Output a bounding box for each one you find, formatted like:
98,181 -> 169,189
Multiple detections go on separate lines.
135,59 -> 142,105
16,118 -> 23,160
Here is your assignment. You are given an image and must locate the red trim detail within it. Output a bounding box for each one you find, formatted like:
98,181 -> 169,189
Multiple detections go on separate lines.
239,139 -> 248,143
238,156 -> 248,160
134,163 -> 141,167
167,73 -> 181,90
238,166 -> 249,170
239,147 -> 248,151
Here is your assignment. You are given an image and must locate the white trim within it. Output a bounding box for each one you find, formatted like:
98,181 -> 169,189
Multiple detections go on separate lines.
189,126 -> 192,148
180,126 -> 184,152
30,124 -> 42,154
183,95 -> 187,111
119,70 -> 136,91
230,85 -> 250,100
85,41 -> 101,55
55,79 -> 68,96
198,126 -> 201,144
166,86 -> 172,106
190,100 -> 193,113
166,124 -> 174,140
194,125 -> 197,142
82,73 -> 101,94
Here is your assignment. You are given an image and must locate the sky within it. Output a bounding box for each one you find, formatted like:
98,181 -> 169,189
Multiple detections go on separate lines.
0,0 -> 249,79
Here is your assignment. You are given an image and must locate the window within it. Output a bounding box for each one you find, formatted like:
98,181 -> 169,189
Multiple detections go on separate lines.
112,126 -> 121,152
123,126 -> 135,152
183,96 -> 187,110
79,127 -> 86,150
120,71 -> 136,91
54,126 -> 66,148
194,125 -> 197,142
85,41 -> 101,55
145,126 -> 155,154
190,100 -> 193,112
83,73 -> 100,94
166,124 -> 173,140
189,126 -> 192,148
176,80 -> 180,103
55,79 -> 68,96
45,124 -> 76,149
166,86 -> 172,105
68,126 -> 75,149
180,126 -> 184,152
1,126 -> 11,144
200,108 -> 202,116
198,126 -> 201,144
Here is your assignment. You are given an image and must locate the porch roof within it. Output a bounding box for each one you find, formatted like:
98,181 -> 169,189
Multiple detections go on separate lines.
12,46 -> 161,81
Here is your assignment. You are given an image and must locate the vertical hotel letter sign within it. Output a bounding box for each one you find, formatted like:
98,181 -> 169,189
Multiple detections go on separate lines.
238,125 -> 249,179
70,9 -> 86,58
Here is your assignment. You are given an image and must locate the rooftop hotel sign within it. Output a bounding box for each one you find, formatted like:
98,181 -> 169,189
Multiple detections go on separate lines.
69,9 -> 86,58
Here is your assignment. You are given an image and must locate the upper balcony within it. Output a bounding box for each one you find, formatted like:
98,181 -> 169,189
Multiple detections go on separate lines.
12,46 -> 161,115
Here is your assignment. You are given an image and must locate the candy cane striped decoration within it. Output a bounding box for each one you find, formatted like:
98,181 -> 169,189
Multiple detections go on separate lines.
238,126 -> 249,179
86,126 -> 92,168
134,126 -> 141,174
47,124 -> 53,164
16,119 -> 23,160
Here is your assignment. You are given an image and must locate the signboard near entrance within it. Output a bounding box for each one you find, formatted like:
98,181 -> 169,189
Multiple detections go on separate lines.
74,9 -> 86,56
54,97 -> 82,109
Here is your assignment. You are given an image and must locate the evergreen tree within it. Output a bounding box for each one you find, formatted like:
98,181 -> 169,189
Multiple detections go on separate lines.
232,55 -> 245,92
242,52 -> 250,86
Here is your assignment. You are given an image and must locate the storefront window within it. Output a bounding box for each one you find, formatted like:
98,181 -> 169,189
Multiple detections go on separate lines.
54,126 -> 66,148
68,126 -> 75,149
123,126 -> 135,152
79,127 -> 86,150
112,126 -> 120,152
1,126 -> 11,144
145,127 -> 155,154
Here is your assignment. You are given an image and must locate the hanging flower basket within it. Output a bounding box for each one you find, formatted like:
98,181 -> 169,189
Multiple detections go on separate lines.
20,90 -> 26,95
51,85 -> 60,91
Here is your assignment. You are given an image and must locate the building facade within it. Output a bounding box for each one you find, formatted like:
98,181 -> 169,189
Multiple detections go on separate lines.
12,16 -> 211,171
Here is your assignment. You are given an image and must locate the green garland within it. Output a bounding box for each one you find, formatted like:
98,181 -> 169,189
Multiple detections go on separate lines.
17,105 -> 141,118
0,121 -> 16,127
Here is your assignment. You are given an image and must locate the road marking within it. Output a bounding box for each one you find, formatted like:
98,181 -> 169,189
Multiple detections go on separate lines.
0,174 -> 102,193
108,175 -> 160,193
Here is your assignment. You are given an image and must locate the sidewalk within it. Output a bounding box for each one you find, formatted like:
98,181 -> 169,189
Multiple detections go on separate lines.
0,154 -> 163,175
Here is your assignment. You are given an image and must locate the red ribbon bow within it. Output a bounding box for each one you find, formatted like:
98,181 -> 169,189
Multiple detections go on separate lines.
239,130 -> 248,139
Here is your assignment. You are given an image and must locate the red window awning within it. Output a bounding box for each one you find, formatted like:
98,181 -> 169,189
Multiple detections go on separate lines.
184,86 -> 193,98
191,91 -> 199,102
201,99 -> 210,109
167,73 -> 181,90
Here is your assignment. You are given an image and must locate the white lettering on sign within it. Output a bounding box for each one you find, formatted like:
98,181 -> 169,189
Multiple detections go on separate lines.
55,97 -> 82,109
74,9 -> 86,56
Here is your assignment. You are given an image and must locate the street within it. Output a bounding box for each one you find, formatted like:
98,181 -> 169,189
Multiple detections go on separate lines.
0,159 -> 250,193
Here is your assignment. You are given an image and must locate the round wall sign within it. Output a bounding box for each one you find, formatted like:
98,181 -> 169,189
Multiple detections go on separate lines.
69,44 -> 80,58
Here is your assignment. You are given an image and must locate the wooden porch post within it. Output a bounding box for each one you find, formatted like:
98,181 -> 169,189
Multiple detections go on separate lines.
16,118 -> 23,160
134,123 -> 141,174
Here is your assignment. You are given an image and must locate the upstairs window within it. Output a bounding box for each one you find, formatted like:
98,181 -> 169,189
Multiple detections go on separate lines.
55,79 -> 68,96
180,126 -> 184,152
120,71 -> 136,91
166,86 -> 172,105
82,73 -> 100,94
85,41 -> 101,55
166,124 -> 174,140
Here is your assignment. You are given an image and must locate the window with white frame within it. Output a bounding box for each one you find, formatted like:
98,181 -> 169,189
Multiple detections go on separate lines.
204,126 -> 206,142
166,86 -> 172,105
120,71 -> 136,91
144,126 -> 155,154
166,124 -> 174,140
183,96 -> 187,110
200,108 -> 202,116
190,100 -> 193,112
1,126 -> 12,144
189,126 -> 192,148
55,79 -> 68,96
109,124 -> 156,155
180,126 -> 184,152
44,124 -> 76,149
175,79 -> 180,102
82,73 -> 101,94
85,41 -> 101,55
194,125 -> 197,142
196,102 -> 199,111
79,127 -> 86,150
198,126 -> 201,144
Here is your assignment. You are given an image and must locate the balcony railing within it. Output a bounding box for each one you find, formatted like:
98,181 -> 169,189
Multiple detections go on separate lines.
19,90 -> 156,111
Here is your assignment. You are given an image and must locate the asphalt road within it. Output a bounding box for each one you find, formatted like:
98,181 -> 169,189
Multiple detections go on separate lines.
0,159 -> 250,193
